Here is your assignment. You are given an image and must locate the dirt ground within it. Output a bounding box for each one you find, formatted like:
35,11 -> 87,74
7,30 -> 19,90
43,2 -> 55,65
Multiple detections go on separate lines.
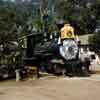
0,74 -> 100,100
0,62 -> 100,100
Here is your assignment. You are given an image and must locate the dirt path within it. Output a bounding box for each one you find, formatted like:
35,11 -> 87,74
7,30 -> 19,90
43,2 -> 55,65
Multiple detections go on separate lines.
0,75 -> 100,100
0,62 -> 100,100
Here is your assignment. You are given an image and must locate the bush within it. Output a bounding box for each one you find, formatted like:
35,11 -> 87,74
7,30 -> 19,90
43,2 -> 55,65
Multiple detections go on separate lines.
88,32 -> 100,51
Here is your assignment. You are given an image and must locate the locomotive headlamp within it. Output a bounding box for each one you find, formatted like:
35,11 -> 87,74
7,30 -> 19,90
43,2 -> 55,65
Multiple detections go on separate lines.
59,40 -> 78,60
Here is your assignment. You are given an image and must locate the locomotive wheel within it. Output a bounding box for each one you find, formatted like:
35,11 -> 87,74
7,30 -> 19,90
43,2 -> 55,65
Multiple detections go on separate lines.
61,68 -> 66,76
79,61 -> 90,77
65,60 -> 82,76
46,63 -> 54,73
80,66 -> 89,76
53,64 -> 62,75
65,63 -> 75,76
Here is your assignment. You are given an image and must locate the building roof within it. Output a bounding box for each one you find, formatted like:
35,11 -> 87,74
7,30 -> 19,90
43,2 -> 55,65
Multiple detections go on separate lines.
79,34 -> 94,44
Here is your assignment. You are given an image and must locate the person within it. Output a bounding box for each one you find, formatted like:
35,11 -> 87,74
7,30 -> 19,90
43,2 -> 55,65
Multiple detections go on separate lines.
75,35 -> 81,44
95,54 -> 100,65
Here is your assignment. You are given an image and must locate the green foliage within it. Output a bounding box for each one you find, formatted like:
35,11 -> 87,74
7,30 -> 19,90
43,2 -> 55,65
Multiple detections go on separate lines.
0,6 -> 21,70
0,7 -> 17,42
88,32 -> 100,50
55,0 -> 96,34
33,19 -> 43,32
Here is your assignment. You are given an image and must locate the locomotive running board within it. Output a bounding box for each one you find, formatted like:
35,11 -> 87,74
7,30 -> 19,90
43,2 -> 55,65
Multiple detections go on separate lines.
50,59 -> 64,64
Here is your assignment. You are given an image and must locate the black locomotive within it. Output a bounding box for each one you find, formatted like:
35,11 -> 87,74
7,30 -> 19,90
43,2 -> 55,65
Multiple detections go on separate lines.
33,24 -> 91,76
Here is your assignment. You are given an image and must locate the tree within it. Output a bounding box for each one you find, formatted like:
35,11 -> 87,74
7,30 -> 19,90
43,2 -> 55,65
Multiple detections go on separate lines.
88,0 -> 100,52
0,7 -> 17,43
96,0 -> 100,28
88,32 -> 100,52
55,0 -> 96,34
0,7 -> 21,76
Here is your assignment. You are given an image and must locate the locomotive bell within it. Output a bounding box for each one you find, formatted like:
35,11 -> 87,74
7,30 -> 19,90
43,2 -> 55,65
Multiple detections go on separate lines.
60,24 -> 75,39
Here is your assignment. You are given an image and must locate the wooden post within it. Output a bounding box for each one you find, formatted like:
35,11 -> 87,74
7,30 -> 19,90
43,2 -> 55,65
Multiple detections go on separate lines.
15,69 -> 20,82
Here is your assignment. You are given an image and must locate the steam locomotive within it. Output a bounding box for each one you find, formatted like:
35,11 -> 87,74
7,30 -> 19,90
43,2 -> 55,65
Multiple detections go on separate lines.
0,22 -> 92,79
33,25 -> 91,76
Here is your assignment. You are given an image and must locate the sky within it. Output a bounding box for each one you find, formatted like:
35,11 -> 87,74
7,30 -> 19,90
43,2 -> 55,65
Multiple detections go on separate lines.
3,0 -> 32,2
3,0 -> 15,2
